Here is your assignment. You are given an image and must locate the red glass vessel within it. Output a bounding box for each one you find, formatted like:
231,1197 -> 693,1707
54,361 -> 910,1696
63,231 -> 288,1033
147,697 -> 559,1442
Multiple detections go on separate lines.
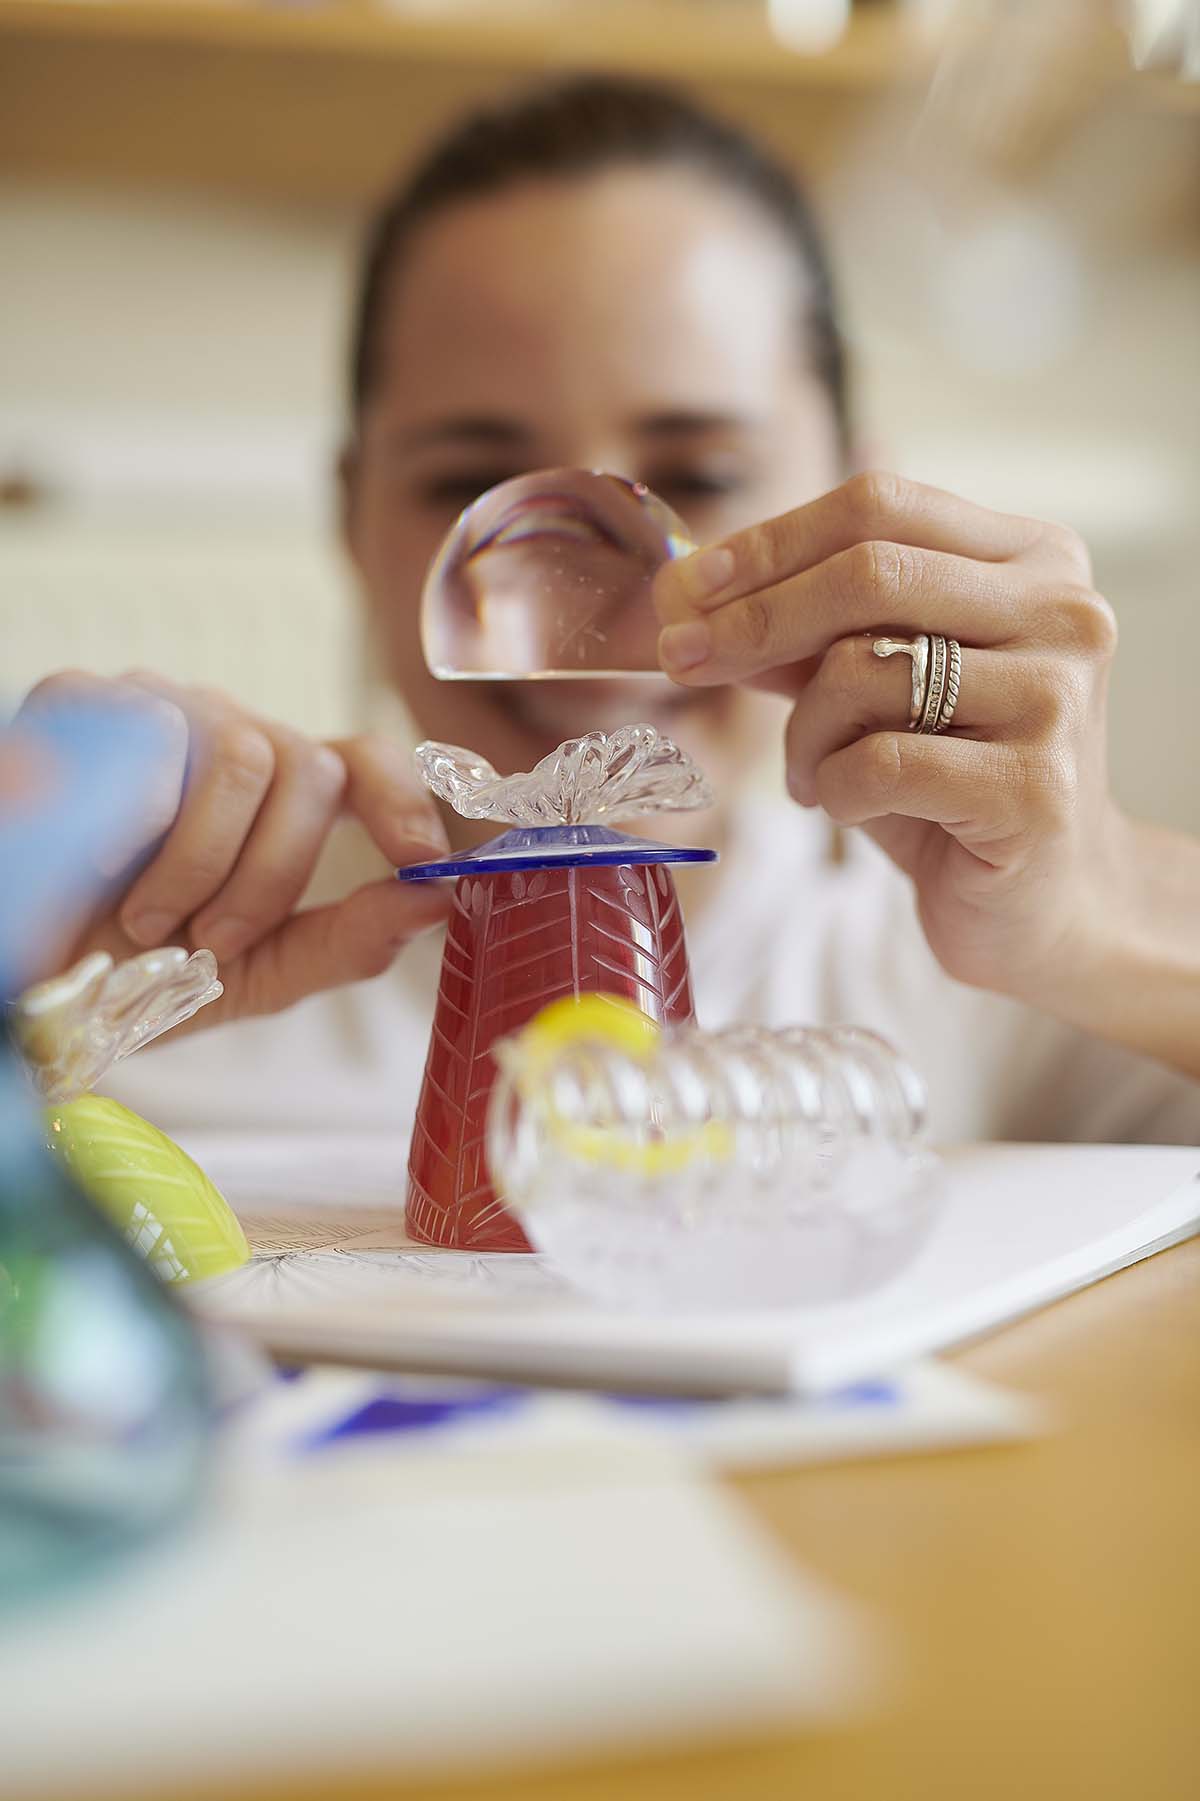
400,827 -> 713,1251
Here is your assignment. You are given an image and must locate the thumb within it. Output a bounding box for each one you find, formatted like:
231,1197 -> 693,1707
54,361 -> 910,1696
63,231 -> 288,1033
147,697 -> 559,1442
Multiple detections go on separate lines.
222,877 -> 450,1019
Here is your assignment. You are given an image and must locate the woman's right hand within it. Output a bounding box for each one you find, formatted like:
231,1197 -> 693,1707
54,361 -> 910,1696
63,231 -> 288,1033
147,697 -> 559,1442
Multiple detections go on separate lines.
16,671 -> 452,1027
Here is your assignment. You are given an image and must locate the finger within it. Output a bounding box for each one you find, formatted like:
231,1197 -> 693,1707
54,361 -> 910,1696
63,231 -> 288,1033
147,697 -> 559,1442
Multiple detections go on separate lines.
117,678 -> 275,947
853,813 -> 931,883
784,636 -> 1034,806
0,737 -> 52,809
654,470 -> 1090,623
332,734 -> 450,866
658,545 -> 1042,688
189,734 -> 348,963
815,731 -> 1033,861
228,877 -> 451,1019
17,671 -> 189,876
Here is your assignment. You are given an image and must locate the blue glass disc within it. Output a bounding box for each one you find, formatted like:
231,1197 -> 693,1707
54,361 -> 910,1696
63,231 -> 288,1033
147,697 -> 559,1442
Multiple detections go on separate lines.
397,823 -> 717,881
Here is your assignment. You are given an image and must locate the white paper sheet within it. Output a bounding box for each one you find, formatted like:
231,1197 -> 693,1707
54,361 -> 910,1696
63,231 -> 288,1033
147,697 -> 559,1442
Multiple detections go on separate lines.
189,1139 -> 1200,1396
1,1451 -> 873,1798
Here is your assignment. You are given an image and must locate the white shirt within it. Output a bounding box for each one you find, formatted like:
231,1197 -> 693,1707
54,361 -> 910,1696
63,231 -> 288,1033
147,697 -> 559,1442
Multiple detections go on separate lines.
107,797 -> 1200,1147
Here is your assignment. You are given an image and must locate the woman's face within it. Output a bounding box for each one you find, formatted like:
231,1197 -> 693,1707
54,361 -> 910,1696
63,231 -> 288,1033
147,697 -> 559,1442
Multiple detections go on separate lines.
343,164 -> 844,771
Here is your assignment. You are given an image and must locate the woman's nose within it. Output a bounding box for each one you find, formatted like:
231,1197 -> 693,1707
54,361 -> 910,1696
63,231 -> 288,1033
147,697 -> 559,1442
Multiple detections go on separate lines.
562,443 -> 637,481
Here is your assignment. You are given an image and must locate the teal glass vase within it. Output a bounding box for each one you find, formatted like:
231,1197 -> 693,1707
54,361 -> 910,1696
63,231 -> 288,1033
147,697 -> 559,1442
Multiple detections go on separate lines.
0,1047 -> 212,1611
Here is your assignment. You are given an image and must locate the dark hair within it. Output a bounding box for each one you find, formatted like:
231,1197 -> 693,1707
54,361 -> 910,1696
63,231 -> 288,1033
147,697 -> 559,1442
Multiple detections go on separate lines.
350,73 -> 849,443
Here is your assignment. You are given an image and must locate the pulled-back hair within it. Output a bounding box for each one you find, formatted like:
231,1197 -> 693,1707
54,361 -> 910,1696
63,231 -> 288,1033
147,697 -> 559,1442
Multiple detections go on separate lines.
350,73 -> 849,444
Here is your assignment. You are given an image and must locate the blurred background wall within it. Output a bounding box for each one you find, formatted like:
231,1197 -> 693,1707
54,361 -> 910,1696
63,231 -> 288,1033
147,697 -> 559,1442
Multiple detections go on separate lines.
1,1 -> 1197,823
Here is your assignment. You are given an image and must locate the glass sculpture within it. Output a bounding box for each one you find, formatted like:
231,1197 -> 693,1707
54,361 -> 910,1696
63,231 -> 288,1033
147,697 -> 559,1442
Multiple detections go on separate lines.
398,727 -> 715,1250
0,697 -> 213,1612
488,997 -> 941,1309
420,467 -> 694,680
12,947 -> 249,1284
0,1051 -> 213,1609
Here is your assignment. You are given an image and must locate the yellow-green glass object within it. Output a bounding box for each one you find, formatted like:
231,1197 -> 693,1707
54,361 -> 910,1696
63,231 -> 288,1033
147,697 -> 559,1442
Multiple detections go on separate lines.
43,1096 -> 249,1284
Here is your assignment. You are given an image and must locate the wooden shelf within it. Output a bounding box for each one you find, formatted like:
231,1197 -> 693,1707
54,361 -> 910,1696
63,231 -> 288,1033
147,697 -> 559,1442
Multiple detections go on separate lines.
0,1 -> 921,85
3,3 -> 1191,207
0,1 -> 927,204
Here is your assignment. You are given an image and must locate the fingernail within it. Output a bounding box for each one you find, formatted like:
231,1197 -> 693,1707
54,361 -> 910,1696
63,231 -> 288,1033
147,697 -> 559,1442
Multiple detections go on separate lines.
677,544 -> 735,607
394,811 -> 448,845
398,840 -> 450,867
197,916 -> 253,962
659,620 -> 713,674
786,769 -> 817,808
123,909 -> 175,948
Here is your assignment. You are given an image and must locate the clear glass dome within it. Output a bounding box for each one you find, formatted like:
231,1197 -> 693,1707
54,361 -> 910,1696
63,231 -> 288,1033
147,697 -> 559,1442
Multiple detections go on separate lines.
420,468 -> 695,680
488,1010 -> 942,1310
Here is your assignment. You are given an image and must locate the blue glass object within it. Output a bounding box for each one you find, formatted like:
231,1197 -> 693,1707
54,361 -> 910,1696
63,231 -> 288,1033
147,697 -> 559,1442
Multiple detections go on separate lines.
0,699 -> 171,998
398,823 -> 717,881
0,700 -> 213,1614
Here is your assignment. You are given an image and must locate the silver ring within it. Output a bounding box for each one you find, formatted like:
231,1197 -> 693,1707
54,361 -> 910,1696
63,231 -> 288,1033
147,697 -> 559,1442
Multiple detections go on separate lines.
916,632 -> 947,733
934,637 -> 962,734
872,634 -> 930,727
871,632 -> 963,735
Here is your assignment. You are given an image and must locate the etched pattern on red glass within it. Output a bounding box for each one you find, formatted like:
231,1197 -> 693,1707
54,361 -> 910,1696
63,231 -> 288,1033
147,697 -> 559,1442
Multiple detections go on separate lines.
406,860 -> 695,1251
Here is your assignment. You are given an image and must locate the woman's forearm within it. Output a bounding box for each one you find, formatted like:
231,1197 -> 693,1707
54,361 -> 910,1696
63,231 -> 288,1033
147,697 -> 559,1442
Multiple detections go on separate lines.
1038,812 -> 1200,1084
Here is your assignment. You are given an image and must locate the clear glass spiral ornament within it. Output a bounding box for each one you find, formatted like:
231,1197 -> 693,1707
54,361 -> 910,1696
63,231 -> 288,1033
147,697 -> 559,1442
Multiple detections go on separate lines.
488,1004 -> 942,1310
420,467 -> 695,680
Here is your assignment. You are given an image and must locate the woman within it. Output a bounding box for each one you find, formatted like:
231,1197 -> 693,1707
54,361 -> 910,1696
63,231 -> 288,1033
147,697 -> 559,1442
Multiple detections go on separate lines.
24,76 -> 1200,1142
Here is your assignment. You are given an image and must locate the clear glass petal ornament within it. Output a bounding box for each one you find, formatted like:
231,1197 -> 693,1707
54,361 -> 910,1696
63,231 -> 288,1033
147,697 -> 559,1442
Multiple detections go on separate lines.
413,724 -> 713,829
12,947 -> 223,1105
420,468 -> 695,680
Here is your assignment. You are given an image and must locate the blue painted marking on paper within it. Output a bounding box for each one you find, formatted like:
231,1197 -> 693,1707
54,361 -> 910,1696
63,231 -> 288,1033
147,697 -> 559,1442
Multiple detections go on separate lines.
822,1380 -> 900,1407
292,1377 -> 905,1455
301,1386 -> 526,1449
605,1380 -> 902,1413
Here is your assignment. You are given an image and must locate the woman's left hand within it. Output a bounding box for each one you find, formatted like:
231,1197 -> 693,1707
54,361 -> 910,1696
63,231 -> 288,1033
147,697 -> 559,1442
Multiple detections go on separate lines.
653,471 -> 1128,1012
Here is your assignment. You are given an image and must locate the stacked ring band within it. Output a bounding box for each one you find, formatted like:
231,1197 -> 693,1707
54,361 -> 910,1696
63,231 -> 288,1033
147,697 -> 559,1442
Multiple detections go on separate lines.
917,632 -> 946,732
935,636 -> 962,734
871,632 -> 963,735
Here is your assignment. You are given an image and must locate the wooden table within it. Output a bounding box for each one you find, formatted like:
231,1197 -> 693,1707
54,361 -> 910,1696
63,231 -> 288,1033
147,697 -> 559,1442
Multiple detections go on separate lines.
169,1240 -> 1200,1801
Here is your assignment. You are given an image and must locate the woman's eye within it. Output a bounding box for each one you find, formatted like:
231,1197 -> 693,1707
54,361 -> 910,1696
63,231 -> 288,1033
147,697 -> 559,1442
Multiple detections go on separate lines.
415,473 -> 520,509
415,468 -> 746,514
649,470 -> 745,504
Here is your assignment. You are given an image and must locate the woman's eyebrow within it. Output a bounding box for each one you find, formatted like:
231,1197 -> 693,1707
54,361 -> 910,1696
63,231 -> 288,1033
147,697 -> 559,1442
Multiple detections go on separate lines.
394,417 -> 536,453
